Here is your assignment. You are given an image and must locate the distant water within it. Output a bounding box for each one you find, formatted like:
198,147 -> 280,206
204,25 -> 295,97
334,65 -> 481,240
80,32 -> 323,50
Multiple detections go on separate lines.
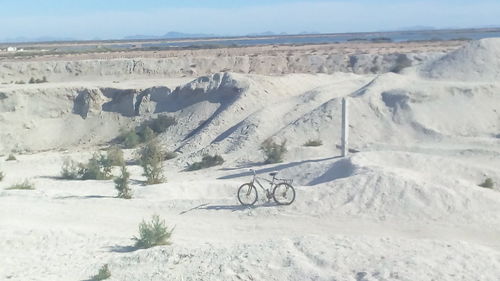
53,29 -> 500,52
134,29 -> 500,49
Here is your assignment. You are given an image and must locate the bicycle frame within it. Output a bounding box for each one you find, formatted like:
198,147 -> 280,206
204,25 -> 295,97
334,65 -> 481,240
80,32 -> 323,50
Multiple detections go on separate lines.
238,169 -> 296,206
250,169 -> 276,193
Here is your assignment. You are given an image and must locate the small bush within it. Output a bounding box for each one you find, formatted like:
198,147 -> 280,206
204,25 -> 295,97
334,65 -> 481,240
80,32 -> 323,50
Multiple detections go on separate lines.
138,126 -> 156,143
479,178 -> 494,189
120,130 -> 141,148
260,139 -> 287,164
148,115 -> 177,134
61,157 -> 83,180
60,154 -> 114,181
90,264 -> 111,281
115,165 -> 132,199
139,139 -> 165,185
28,77 -> 47,84
304,139 -> 323,147
6,154 -> 16,161
107,147 -> 125,166
7,180 -> 34,190
81,153 -> 113,180
0,171 -> 4,181
132,215 -> 173,249
118,116 -> 176,148
187,154 -> 224,171
165,151 -> 177,160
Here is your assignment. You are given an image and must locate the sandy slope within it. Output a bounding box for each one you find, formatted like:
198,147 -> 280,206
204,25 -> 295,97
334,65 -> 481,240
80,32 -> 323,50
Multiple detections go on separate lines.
1,39 -> 500,280
1,147 -> 499,281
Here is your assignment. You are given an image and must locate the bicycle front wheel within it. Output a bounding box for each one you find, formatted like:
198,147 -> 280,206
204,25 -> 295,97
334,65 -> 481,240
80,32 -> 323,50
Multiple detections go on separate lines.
237,183 -> 258,206
272,183 -> 296,205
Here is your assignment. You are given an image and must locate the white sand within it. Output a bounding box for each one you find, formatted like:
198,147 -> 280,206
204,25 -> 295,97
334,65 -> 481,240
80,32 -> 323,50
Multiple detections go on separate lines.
0,39 -> 499,280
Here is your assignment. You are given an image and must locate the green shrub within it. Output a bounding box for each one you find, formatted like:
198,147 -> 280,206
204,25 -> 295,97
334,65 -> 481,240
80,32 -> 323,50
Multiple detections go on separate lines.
6,154 -> 16,161
0,171 -> 4,181
107,147 -> 125,166
90,264 -> 111,281
114,165 -> 132,199
61,157 -> 83,180
7,180 -> 34,190
120,130 -> 141,148
118,116 -> 176,148
138,126 -> 156,143
81,153 -> 113,180
304,139 -> 323,147
60,154 -> 114,181
260,139 -> 287,164
132,215 -> 173,249
165,151 -> 177,160
479,178 -> 494,189
187,154 -> 224,171
148,115 -> 177,134
28,77 -> 47,84
139,139 -> 165,184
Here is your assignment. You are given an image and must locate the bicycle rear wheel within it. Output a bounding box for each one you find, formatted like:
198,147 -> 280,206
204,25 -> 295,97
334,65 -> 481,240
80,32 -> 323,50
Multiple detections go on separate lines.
237,183 -> 258,206
272,183 -> 295,205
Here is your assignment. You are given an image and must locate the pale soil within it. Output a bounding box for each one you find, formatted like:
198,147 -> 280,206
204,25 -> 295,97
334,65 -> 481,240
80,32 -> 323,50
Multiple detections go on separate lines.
0,39 -> 499,281
1,145 -> 499,281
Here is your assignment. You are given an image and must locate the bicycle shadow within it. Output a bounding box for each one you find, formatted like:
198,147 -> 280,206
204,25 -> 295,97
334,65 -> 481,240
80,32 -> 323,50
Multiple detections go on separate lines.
203,202 -> 278,211
179,202 -> 278,214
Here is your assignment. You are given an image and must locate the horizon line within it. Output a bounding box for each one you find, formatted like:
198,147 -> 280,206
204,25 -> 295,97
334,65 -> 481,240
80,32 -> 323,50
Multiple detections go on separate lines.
1,26 -> 500,45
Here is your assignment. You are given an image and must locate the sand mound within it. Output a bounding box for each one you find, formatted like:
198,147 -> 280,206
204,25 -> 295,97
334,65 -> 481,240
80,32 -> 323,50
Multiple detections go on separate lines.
421,38 -> 500,81
250,151 -> 500,224
2,69 -> 499,160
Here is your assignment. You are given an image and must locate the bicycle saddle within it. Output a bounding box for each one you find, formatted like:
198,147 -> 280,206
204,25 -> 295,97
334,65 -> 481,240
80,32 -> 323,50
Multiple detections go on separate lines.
269,172 -> 278,177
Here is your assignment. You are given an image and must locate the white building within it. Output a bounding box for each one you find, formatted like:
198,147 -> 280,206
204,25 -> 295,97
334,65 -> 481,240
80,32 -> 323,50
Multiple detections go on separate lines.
7,46 -> 17,52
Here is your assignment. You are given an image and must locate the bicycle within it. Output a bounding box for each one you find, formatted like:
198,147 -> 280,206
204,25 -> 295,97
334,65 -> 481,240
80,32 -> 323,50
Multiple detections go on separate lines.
237,169 -> 296,206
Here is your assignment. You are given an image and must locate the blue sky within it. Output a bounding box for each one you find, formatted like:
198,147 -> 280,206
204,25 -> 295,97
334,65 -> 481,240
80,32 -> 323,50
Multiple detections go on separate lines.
0,0 -> 499,40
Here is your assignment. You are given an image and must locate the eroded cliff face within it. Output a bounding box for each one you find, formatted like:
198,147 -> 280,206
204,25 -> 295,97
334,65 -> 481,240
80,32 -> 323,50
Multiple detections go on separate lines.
2,67 -> 499,162
0,51 -> 439,84
0,73 -> 244,154
0,85 -> 162,153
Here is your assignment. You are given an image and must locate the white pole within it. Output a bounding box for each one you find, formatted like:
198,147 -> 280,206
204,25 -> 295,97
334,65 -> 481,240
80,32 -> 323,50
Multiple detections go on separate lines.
341,97 -> 349,157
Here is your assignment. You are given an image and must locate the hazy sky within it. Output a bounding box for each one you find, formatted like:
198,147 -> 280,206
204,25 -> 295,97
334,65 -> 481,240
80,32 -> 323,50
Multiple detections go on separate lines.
1,0 -> 499,39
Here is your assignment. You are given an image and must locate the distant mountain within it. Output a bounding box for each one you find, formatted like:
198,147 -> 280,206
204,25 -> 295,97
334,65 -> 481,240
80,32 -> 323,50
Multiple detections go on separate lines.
0,36 -> 76,43
163,31 -> 217,38
472,25 -> 500,29
247,31 -> 276,36
299,31 -> 320,35
123,31 -> 218,40
123,34 -> 161,40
